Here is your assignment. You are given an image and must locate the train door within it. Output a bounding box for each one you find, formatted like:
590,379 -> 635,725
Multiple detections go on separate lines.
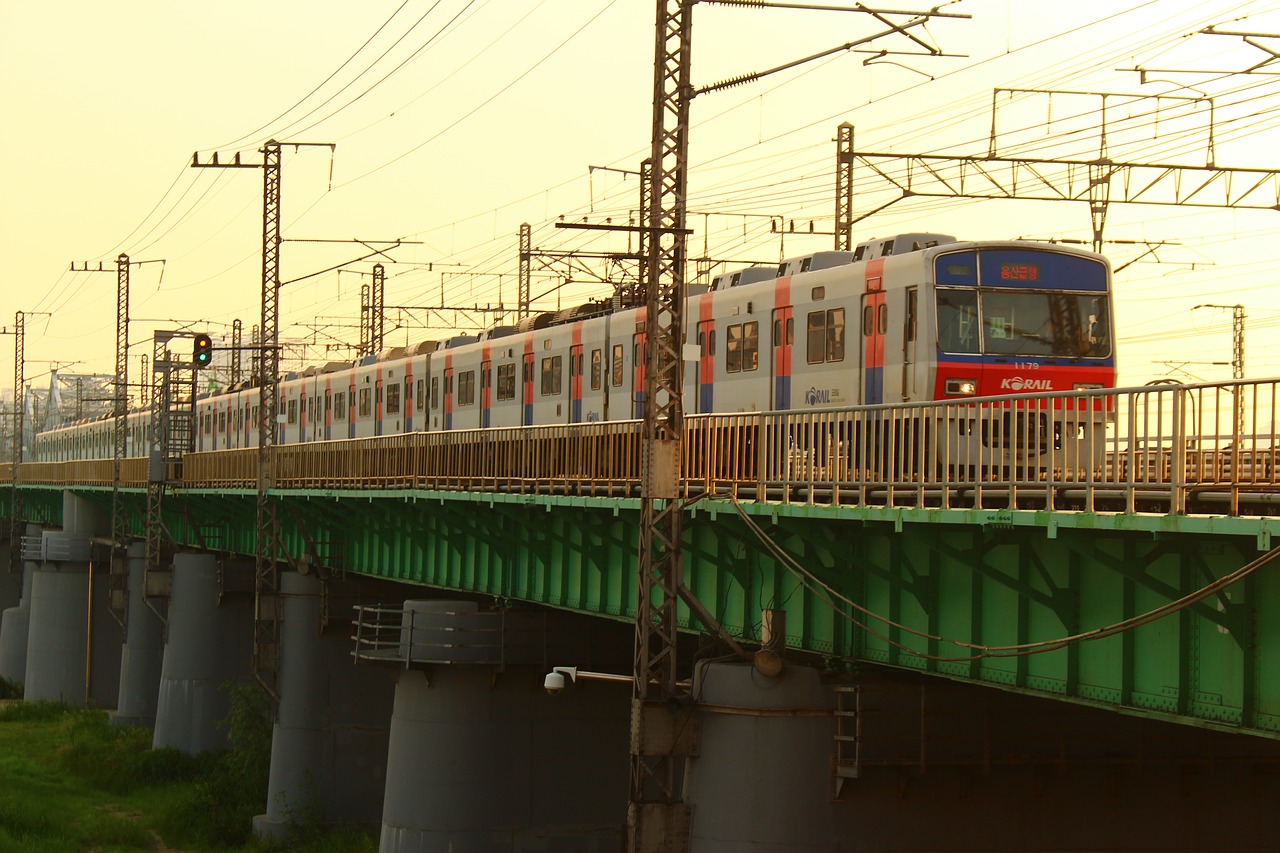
861,261 -> 886,405
522,348 -> 535,426
770,307 -> 793,410
902,286 -> 918,401
442,366 -> 453,431
633,327 -> 647,419
569,342 -> 583,423
697,319 -> 715,413
481,353 -> 492,429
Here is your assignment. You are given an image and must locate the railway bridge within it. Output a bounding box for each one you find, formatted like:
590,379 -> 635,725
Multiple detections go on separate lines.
3,377 -> 1280,851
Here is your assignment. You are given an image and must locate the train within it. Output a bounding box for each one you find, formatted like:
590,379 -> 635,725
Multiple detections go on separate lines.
34,233 -> 1116,475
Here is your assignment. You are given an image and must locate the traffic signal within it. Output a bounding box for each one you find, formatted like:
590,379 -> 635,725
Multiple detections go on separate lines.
194,333 -> 213,368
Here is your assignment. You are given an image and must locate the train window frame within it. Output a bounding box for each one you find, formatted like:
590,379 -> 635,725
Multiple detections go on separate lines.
386,382 -> 401,414
590,349 -> 602,391
807,312 -> 827,365
497,363 -> 516,400
458,370 -> 476,407
726,324 -> 743,373
540,355 -> 563,396
611,344 -> 624,387
826,309 -> 845,363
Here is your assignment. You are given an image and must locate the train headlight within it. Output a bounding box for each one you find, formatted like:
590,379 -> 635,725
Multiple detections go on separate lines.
1072,383 -> 1103,392
945,378 -> 978,397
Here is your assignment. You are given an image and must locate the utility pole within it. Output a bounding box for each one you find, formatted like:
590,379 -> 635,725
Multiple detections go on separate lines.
192,139 -> 335,700
835,122 -> 854,251
3,314 -> 23,579
629,5 -> 962,850
1193,303 -> 1246,435
518,223 -> 532,320
71,254 -> 162,622
231,318 -> 244,384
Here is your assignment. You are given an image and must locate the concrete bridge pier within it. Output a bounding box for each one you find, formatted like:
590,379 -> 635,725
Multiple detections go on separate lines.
153,552 -> 254,753
0,525 -> 39,686
24,494 -> 122,706
253,570 -> 396,839
683,660 -> 836,853
378,599 -> 631,853
112,542 -> 165,728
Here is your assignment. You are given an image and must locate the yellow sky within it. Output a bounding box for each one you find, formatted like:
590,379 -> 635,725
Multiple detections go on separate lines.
2,0 -> 1279,399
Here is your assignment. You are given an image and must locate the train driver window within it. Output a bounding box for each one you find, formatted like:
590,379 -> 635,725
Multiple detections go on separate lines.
936,289 -> 979,354
590,349 -> 602,391
612,344 -> 624,387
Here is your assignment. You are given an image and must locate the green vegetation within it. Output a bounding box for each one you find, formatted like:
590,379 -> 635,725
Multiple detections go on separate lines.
0,691 -> 377,852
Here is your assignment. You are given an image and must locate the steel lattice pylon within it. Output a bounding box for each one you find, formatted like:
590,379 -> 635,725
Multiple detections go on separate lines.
518,222 -> 532,319
630,1 -> 694,849
835,122 -> 854,252
255,139 -> 283,698
109,254 -> 131,622
9,312 -> 24,578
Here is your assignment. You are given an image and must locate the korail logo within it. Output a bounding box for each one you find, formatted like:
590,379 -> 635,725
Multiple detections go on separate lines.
805,387 -> 833,405
1001,376 -> 1053,391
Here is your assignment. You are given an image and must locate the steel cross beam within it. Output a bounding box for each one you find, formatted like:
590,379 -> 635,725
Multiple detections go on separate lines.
850,152 -> 1280,250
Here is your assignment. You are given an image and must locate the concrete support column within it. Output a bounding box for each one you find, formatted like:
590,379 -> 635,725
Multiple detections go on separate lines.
113,542 -> 165,728
23,496 -> 121,706
253,571 -> 395,839
684,661 -> 836,853
0,525 -> 39,685
378,600 -> 630,853
153,553 -> 254,753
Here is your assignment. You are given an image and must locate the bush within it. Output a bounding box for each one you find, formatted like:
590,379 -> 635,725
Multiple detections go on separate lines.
62,710 -> 207,793
0,676 -> 21,700
0,699 -> 71,722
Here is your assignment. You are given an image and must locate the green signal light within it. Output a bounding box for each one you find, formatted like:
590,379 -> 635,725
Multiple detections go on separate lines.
194,334 -> 213,368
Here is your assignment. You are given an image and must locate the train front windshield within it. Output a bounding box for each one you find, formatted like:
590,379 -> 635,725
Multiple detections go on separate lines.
935,249 -> 1111,359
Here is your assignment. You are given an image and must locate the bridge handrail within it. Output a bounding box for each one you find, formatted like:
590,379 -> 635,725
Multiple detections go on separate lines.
10,377 -> 1280,516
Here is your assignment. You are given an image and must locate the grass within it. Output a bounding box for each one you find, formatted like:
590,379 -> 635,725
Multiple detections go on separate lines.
0,699 -> 377,852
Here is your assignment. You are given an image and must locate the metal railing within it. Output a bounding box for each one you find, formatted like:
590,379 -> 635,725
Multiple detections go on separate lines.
13,378 -> 1280,517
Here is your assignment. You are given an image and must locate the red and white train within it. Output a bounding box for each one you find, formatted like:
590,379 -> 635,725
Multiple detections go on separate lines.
35,234 -> 1115,470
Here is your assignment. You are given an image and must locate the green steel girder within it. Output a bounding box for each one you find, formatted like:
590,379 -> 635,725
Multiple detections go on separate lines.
5,482 -> 1280,739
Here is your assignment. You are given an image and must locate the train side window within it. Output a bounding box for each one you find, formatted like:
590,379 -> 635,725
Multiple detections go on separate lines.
807,312 -> 826,365
416,379 -> 424,411
612,344 -> 624,387
773,319 -> 781,346
743,321 -> 759,371
431,377 -> 439,410
458,371 -> 475,406
878,304 -> 888,335
541,355 -> 562,396
387,382 -> 401,414
334,393 -> 345,419
404,378 -> 412,409
905,288 -> 917,343
787,317 -> 794,345
862,305 -> 873,336
826,309 -> 845,362
590,349 -> 602,390
497,364 -> 516,400
726,324 -> 742,373
287,400 -> 298,424
359,388 -> 372,418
